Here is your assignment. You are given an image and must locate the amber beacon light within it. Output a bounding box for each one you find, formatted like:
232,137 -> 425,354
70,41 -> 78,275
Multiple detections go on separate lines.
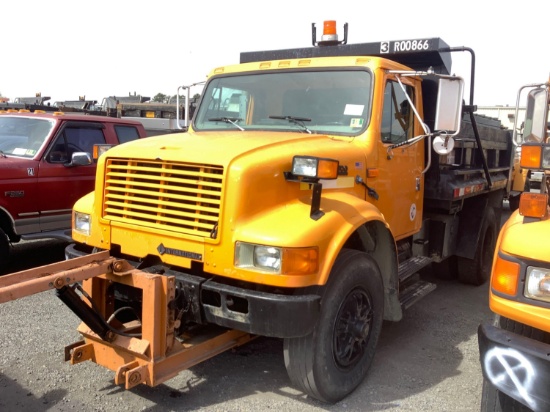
322,20 -> 337,40
313,20 -> 348,46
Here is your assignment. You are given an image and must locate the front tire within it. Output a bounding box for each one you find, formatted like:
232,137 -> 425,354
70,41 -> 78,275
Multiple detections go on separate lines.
0,227 -> 10,269
284,249 -> 384,403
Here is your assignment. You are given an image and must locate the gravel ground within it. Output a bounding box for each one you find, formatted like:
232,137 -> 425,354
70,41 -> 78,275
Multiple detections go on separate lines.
0,210 -> 507,412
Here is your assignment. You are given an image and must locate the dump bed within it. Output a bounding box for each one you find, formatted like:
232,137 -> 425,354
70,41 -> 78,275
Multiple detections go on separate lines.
424,113 -> 512,213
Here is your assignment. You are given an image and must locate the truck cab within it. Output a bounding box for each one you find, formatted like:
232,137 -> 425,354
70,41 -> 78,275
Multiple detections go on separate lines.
0,111 -> 147,268
478,77 -> 550,411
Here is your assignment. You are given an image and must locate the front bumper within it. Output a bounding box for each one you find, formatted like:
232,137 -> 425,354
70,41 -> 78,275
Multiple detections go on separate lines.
65,243 -> 320,338
478,322 -> 550,411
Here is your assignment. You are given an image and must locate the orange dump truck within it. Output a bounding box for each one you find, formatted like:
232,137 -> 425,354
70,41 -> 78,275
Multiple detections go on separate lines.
1,21 -> 512,403
478,77 -> 550,412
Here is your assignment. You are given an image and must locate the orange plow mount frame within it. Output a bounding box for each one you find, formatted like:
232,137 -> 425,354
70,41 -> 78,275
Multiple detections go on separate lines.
0,251 -> 256,389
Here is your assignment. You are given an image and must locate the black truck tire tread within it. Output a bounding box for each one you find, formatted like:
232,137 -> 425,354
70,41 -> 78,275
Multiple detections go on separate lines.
0,227 -> 10,268
283,248 -> 384,403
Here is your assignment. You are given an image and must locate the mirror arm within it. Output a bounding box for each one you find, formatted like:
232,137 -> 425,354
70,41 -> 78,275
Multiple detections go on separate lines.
438,46 -> 476,106
422,135 -> 432,175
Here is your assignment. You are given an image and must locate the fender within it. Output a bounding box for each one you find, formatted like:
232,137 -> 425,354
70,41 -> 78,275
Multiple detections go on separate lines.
234,191 -> 398,286
321,192 -> 402,321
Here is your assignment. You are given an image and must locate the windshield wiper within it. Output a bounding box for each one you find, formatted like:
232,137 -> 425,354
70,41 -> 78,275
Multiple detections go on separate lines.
269,115 -> 312,134
208,117 -> 244,131
0,150 -> 6,158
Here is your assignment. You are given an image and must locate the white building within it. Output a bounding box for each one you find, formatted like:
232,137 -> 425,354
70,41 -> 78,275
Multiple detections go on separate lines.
476,106 -> 525,132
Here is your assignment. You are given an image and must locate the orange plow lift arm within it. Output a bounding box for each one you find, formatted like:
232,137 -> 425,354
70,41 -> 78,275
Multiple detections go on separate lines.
0,250 -> 116,304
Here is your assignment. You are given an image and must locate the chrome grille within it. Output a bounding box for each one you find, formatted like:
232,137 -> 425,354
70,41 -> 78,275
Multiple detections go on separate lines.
103,159 -> 223,237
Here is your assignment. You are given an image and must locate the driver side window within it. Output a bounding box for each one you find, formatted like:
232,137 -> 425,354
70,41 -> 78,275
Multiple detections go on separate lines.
48,127 -> 106,163
381,81 -> 415,144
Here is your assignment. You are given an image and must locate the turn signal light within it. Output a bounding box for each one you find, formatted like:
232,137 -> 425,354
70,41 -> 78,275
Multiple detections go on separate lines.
317,158 -> 339,179
282,247 -> 319,275
520,145 -> 542,168
491,254 -> 520,296
519,192 -> 548,218
93,144 -> 114,160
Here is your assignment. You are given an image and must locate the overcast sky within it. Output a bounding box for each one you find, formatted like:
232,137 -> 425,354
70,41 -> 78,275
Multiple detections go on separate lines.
2,0 -> 548,106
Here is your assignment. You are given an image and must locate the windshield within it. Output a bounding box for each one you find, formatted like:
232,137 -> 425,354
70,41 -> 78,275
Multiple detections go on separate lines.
194,69 -> 372,135
0,117 -> 55,158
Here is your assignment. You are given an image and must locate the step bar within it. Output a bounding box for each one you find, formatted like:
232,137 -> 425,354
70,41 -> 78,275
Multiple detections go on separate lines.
397,255 -> 436,310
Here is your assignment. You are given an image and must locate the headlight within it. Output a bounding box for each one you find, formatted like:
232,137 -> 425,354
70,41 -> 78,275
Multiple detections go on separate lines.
235,243 -> 281,273
524,266 -> 550,303
235,242 -> 318,275
292,156 -> 339,179
74,211 -> 91,235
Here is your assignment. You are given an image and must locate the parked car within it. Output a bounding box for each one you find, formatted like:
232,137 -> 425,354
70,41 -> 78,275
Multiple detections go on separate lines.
0,111 -> 147,268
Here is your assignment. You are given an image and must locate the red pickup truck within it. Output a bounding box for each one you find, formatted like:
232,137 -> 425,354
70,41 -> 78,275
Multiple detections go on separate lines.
0,111 -> 147,267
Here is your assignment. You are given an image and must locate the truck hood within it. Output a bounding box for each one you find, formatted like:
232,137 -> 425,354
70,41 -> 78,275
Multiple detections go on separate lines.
0,156 -> 39,178
105,130 -> 348,165
500,212 -> 550,263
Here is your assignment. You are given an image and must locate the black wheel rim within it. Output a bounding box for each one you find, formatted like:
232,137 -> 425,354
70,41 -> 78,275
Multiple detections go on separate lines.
333,287 -> 373,369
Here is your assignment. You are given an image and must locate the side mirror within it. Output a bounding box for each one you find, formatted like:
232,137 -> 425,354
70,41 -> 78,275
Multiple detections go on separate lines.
70,152 -> 92,167
433,77 -> 464,155
523,88 -> 549,143
434,77 -> 464,134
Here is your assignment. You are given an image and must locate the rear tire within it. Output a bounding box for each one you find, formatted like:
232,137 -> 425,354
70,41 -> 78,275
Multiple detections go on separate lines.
283,249 -> 384,403
458,207 -> 497,285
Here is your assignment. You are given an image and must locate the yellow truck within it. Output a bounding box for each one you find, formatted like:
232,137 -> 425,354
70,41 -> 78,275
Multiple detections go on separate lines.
478,77 -> 550,411
0,21 -> 513,403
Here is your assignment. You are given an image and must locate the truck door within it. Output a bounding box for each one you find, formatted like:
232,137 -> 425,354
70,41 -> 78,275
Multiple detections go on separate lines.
37,122 -> 106,231
374,77 -> 424,240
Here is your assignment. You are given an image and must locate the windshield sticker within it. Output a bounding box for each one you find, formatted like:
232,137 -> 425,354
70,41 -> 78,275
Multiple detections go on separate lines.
12,148 -> 27,155
350,118 -> 364,128
344,104 -> 364,116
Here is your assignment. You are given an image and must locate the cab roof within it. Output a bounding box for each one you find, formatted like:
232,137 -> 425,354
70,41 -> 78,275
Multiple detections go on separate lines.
240,37 -> 453,75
